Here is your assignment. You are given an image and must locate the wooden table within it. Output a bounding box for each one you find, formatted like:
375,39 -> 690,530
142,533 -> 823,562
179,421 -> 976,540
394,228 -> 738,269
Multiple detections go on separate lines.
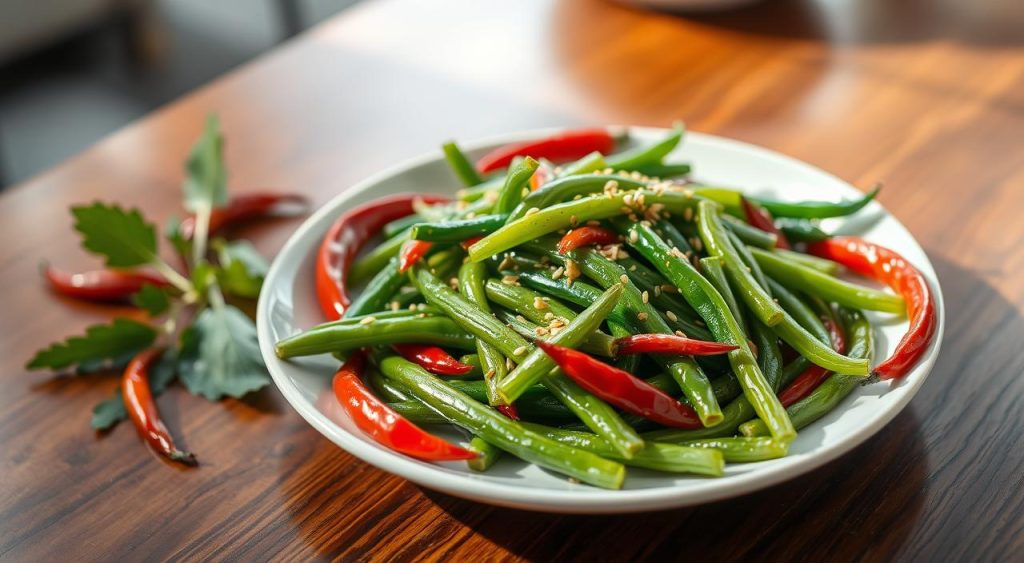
3,0 -> 1023,559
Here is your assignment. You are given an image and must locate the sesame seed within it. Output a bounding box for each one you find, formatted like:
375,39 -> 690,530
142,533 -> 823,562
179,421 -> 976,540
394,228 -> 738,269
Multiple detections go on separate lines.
418,313 -> 428,318
466,212 -> 476,219
525,207 -> 541,216
683,207 -> 694,221
544,312 -> 555,320
619,274 -> 629,284
502,275 -> 520,285
629,265 -> 637,272
390,301 -> 400,311
550,318 -> 567,328
409,304 -> 417,311
485,368 -> 496,380
549,326 -> 563,335
637,312 -> 648,321
675,330 -> 687,337
359,316 -> 377,325
513,346 -> 528,357
654,286 -> 662,296
642,290 -> 649,304
534,297 -> 549,310
569,215 -> 578,227
629,230 -> 638,243
516,315 -> 527,323
587,220 -> 601,227
551,266 -> 565,280
666,310 -> 678,321
566,260 -> 581,285
506,358 -> 516,371
498,255 -> 515,270
535,327 -> 549,336
521,187 -> 530,197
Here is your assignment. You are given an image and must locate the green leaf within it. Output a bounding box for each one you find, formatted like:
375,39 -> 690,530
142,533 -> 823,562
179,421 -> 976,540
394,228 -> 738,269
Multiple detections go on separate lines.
132,284 -> 171,316
165,215 -> 192,261
178,305 -> 268,400
71,203 -> 159,268
215,240 -> 268,299
91,350 -> 178,430
190,261 -> 216,296
27,318 -> 157,372
183,115 -> 227,213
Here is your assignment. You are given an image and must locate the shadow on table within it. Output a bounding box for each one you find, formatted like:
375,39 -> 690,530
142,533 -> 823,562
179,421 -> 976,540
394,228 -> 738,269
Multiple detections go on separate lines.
422,408 -> 928,560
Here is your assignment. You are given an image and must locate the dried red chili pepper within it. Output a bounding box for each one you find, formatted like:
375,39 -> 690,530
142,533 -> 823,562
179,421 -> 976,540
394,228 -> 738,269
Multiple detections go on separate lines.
122,348 -> 197,466
808,237 -> 936,379
180,192 -> 309,239
44,265 -> 168,302
398,239 -> 434,273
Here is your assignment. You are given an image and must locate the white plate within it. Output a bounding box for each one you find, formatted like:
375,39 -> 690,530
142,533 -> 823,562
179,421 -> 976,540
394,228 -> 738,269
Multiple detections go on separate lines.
256,127 -> 944,514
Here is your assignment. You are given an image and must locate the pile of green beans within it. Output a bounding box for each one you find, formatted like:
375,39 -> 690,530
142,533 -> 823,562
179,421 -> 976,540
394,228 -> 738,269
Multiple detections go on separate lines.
275,127 -> 900,490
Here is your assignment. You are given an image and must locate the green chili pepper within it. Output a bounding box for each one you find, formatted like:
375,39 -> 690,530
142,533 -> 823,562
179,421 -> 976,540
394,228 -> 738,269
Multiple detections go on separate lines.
605,123 -> 684,170
749,185 -> 880,219
777,219 -> 830,243
630,162 -> 692,179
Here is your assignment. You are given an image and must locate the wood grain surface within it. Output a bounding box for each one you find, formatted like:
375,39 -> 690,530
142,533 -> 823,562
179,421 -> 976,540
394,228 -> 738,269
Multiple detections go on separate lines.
2,0 -> 1023,560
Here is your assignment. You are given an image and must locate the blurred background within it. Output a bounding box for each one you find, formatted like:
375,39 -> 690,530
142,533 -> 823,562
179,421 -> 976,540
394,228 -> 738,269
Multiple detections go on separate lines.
0,0 -> 358,188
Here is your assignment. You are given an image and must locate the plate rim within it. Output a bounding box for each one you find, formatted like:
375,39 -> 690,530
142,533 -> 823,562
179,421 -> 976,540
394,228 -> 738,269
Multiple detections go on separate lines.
256,127 -> 945,514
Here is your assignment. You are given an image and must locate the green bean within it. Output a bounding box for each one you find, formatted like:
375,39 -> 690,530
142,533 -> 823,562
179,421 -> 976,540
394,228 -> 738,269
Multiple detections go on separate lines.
722,214 -> 777,249
740,307 -> 873,436
699,256 -> 745,334
768,279 -> 830,344
469,188 -> 703,261
443,379 -> 575,420
696,201 -> 784,325
520,423 -> 723,476
410,214 -> 508,243
350,228 -> 407,285
467,437 -> 502,472
275,315 -> 474,358
459,262 -> 508,405
367,369 -> 409,402
629,162 -> 692,179
497,284 -> 621,400
777,219 -> 830,243
377,354 -> 625,489
726,229 -> 773,297
680,437 -> 788,463
510,174 -> 647,220
750,247 -> 904,314
442,141 -> 485,187
389,287 -> 425,308
772,247 -> 840,275
455,176 -> 502,203
494,157 -> 540,215
387,400 -> 448,424
643,396 -> 756,441
751,319 -> 784,392
383,214 -> 422,238
605,123 -> 684,170
570,246 -> 723,426
750,185 -> 880,219
560,151 -> 606,176
410,264 -> 531,362
619,219 -> 794,441
653,218 -> 694,255
344,257 -> 406,318
484,280 -> 616,357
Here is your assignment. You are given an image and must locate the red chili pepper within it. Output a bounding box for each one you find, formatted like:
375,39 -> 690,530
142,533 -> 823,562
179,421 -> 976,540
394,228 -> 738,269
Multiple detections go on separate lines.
460,236 -> 484,250
529,164 -> 553,191
778,315 -> 846,407
614,334 -> 739,356
180,192 -> 310,239
496,404 -> 520,420
398,239 -> 434,273
557,226 -> 619,254
317,194 -> 448,320
741,196 -> 791,250
332,350 -> 477,461
122,348 -> 197,466
392,344 -> 474,376
808,237 -> 936,380
476,128 -> 616,174
535,340 -> 702,429
44,265 -> 169,302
